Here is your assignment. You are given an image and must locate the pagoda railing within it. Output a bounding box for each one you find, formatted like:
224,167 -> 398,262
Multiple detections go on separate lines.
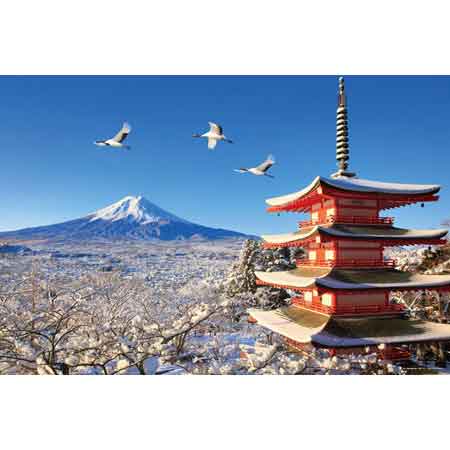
296,258 -> 396,268
292,298 -> 406,316
285,337 -> 411,360
298,215 -> 394,229
378,346 -> 411,361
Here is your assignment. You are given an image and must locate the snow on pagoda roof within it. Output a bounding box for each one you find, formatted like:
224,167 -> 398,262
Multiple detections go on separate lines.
265,175 -> 440,207
255,267 -> 330,289
326,225 -> 447,239
261,227 -> 317,244
325,176 -> 440,195
255,267 -> 450,291
319,269 -> 450,290
249,306 -> 450,347
262,225 -> 448,245
315,316 -> 450,347
248,306 -> 329,344
266,176 -> 321,207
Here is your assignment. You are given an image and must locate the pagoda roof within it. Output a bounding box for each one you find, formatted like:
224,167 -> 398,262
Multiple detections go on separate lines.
248,306 -> 450,347
266,175 -> 441,207
261,224 -> 448,246
255,267 -> 450,291
249,306 -> 329,344
256,267 -> 329,289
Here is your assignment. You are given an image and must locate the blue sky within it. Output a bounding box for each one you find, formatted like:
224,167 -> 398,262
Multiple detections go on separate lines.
0,75 -> 449,235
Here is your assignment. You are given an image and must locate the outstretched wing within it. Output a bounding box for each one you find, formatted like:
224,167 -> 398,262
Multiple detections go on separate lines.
112,122 -> 132,143
256,154 -> 275,172
208,122 -> 223,135
208,138 -> 217,150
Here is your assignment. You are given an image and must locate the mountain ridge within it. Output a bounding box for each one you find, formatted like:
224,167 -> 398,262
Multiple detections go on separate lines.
0,196 -> 250,242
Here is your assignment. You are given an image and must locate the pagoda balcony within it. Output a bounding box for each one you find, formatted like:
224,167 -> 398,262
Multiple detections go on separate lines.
298,215 -> 394,229
377,346 -> 411,361
296,258 -> 396,268
292,298 -> 406,316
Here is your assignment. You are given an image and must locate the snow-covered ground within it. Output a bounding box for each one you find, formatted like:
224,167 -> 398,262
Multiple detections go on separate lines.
0,239 -> 243,289
0,239 -> 440,375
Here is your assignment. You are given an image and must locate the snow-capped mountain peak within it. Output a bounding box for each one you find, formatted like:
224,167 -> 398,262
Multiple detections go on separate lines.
87,196 -> 189,225
0,195 -> 248,241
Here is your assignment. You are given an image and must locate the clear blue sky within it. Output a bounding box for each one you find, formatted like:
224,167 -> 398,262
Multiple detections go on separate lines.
1,76 -> 449,235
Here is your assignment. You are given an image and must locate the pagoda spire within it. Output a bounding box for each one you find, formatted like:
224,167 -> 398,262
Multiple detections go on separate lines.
331,76 -> 356,178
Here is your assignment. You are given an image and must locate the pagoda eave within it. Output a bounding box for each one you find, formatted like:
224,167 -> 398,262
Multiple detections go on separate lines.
256,278 -> 315,291
255,277 -> 450,294
261,224 -> 448,248
249,306 -> 450,348
265,176 -> 440,213
255,268 -> 450,293
262,238 -> 447,249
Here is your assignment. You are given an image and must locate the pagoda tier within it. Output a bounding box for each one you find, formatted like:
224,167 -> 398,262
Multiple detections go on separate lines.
262,224 -> 447,247
254,252 -> 450,318
266,175 -> 440,215
248,306 -> 450,349
255,267 -> 450,316
262,224 -> 447,269
255,267 -> 450,292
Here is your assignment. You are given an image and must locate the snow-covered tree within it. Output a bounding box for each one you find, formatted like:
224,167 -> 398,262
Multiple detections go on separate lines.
224,240 -> 293,319
225,239 -> 259,297
0,271 -> 231,375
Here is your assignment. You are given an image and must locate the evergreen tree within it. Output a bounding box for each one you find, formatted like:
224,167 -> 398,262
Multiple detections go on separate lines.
225,239 -> 259,297
225,240 -> 296,312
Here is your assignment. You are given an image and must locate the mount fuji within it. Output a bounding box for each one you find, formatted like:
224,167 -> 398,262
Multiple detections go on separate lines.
0,196 -> 249,241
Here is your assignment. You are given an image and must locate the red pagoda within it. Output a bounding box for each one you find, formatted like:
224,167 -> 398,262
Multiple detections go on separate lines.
249,77 -> 450,360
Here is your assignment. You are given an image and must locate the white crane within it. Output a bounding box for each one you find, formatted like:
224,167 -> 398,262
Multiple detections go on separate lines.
94,122 -> 132,149
193,122 -> 233,149
234,154 -> 276,178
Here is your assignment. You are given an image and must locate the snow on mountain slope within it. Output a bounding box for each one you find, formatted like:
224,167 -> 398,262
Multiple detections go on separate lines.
0,196 -> 249,242
88,196 -> 189,225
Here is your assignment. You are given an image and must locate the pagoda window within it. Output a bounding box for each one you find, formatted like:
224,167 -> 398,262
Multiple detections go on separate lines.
326,208 -> 335,218
309,250 -> 317,260
321,293 -> 333,307
311,211 -> 319,222
325,249 -> 335,260
304,291 -> 313,303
